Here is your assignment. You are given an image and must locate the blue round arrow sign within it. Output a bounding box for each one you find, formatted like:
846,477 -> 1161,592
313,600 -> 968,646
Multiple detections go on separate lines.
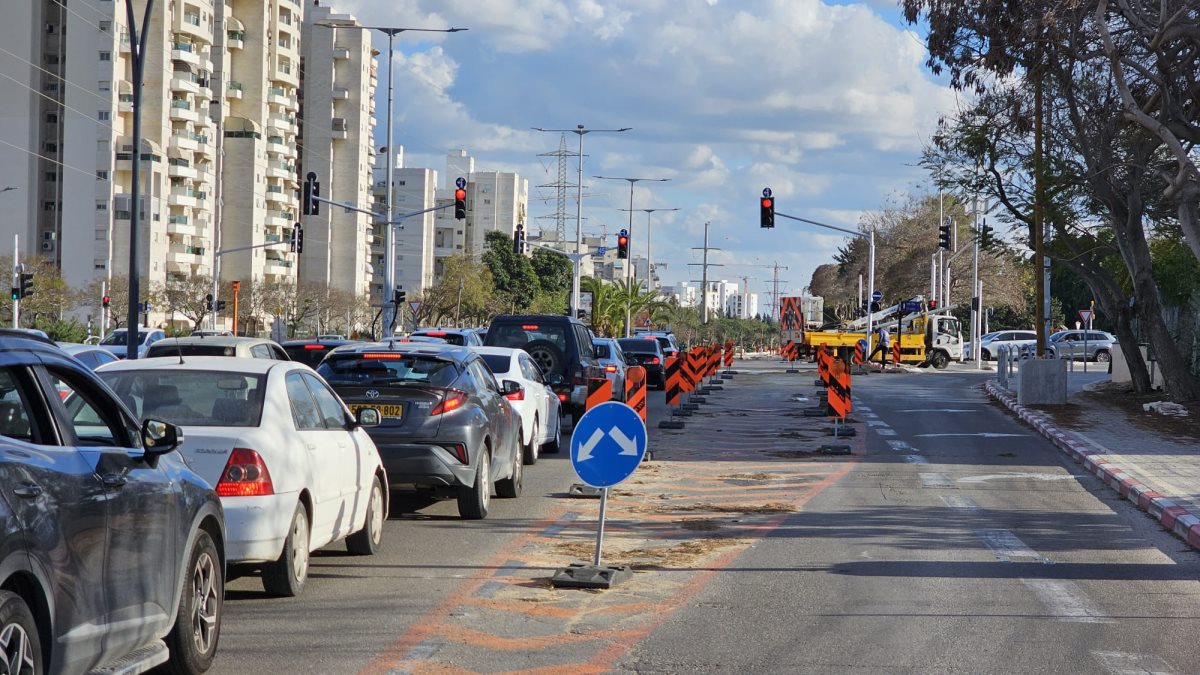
570,402 -> 648,488
455,176 -> 467,189
872,290 -> 883,302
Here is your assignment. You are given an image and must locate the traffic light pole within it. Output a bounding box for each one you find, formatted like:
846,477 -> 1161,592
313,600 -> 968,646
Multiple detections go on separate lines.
775,211 -> 876,346
11,234 -> 19,329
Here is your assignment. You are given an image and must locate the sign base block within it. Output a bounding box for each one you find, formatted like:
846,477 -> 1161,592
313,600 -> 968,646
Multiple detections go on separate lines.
803,408 -> 827,417
568,484 -> 603,498
813,379 -> 826,387
786,368 -> 799,374
722,370 -> 738,376
551,563 -> 633,589
818,443 -> 852,455
642,451 -> 653,462
658,419 -> 685,429
706,384 -> 724,391
825,426 -> 857,437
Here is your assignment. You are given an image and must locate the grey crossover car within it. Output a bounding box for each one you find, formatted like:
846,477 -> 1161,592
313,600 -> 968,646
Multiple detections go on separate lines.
318,343 -> 522,520
1046,329 -> 1117,362
0,330 -> 226,675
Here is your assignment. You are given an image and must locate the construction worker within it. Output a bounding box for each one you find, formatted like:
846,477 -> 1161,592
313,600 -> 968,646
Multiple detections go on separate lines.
868,326 -> 890,366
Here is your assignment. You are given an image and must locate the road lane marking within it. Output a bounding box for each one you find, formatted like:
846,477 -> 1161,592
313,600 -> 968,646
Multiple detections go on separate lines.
886,440 -> 911,452
920,473 -> 954,488
975,529 -> 1051,564
1092,650 -> 1176,674
941,495 -> 979,509
875,428 -> 897,436
904,455 -> 928,464
958,473 -> 1075,484
917,432 -> 1028,438
866,420 -> 888,427
896,408 -> 980,413
1022,579 -> 1114,624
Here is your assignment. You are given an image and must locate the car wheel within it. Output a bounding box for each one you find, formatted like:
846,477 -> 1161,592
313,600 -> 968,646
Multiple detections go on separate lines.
262,504 -> 310,597
496,445 -> 523,498
346,475 -> 385,556
164,530 -> 222,675
1096,350 -> 1111,363
981,349 -> 991,361
457,449 -> 491,519
0,591 -> 41,675
523,417 -> 540,465
930,350 -> 950,370
542,417 -> 562,454
524,340 -> 565,378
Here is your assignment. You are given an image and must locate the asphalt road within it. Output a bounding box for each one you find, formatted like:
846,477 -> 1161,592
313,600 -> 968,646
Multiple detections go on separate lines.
204,361 -> 1200,674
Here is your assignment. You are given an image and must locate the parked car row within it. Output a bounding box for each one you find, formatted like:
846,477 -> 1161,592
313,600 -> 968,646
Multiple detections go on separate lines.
965,328 -> 1117,362
0,317 -> 682,673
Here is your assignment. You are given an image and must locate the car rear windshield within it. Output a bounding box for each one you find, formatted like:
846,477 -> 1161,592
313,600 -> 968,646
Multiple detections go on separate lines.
317,354 -> 460,387
146,344 -> 237,358
618,338 -> 659,354
480,354 -> 512,375
100,331 -> 148,346
98,370 -> 265,427
284,345 -> 332,367
593,343 -> 612,358
416,332 -> 464,345
488,324 -> 569,352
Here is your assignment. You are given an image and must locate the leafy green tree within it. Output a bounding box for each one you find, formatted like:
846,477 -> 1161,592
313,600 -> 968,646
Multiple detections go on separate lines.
530,248 -> 573,294
481,230 -> 538,310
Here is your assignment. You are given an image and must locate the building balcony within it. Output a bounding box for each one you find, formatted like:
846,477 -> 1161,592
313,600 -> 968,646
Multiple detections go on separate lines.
267,115 -> 294,134
170,76 -> 200,95
263,258 -> 293,277
266,161 -> 294,180
226,31 -> 244,50
270,62 -> 299,88
266,210 -> 293,228
333,46 -> 350,60
173,13 -> 212,43
169,132 -> 198,152
265,187 -> 288,205
168,189 -> 197,208
225,81 -> 243,100
167,159 -> 197,179
170,42 -> 202,67
167,217 -> 196,237
332,87 -> 349,100
331,118 -> 348,140
267,86 -> 293,108
169,101 -> 198,123
118,95 -> 133,113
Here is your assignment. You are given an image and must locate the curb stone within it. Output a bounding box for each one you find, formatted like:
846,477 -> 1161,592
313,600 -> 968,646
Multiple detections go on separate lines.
984,380 -> 1200,551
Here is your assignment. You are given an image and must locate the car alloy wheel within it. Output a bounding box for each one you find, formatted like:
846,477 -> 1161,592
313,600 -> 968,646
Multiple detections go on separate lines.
523,418 -> 539,465
0,598 -> 37,675
191,549 -> 220,655
290,511 -> 310,583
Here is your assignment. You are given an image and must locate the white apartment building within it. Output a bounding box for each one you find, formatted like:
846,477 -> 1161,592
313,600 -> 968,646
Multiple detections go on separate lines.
299,2 -> 377,298
703,280 -> 740,317
0,0 -> 304,329
390,166 -> 438,297
727,292 -> 760,320
659,282 -> 698,307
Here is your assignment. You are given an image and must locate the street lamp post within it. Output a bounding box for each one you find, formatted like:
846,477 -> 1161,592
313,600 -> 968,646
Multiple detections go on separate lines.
316,21 -> 466,338
594,176 -> 669,336
532,125 -> 630,317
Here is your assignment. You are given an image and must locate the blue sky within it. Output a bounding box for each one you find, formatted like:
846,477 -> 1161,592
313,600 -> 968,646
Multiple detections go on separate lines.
334,0 -> 960,299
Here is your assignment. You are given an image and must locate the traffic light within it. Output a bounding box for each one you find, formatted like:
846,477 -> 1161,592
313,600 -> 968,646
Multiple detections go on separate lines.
102,295 -> 111,308
760,195 -> 775,228
205,293 -> 214,310
216,299 -> 227,312
979,221 -> 994,250
928,299 -> 938,310
9,287 -> 17,301
302,172 -> 320,216
454,188 -> 467,220
617,230 -> 629,259
938,219 -> 951,250
393,288 -> 406,306
513,224 -> 525,255
290,223 -> 304,254
19,273 -> 33,299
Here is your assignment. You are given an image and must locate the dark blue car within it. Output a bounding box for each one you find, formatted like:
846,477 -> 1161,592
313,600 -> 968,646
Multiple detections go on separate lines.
0,330 -> 226,675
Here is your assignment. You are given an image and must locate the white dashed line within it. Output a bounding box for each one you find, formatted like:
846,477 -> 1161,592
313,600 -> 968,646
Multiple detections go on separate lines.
886,440 -> 911,452
904,455 -> 928,464
975,529 -> 1051,564
1092,650 -> 1175,674
1023,579 -> 1114,624
919,473 -> 954,488
940,495 -> 979,509
875,428 -> 897,436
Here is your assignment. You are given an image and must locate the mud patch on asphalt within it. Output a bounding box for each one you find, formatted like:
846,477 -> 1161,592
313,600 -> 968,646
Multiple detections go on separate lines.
766,448 -> 851,459
634,502 -> 797,515
722,472 -> 776,481
677,518 -> 722,531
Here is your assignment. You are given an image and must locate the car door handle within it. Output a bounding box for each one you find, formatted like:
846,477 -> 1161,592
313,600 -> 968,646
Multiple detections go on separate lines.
12,484 -> 42,499
102,473 -> 128,489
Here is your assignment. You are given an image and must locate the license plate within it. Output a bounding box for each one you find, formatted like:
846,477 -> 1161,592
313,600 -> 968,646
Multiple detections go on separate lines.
350,403 -> 403,419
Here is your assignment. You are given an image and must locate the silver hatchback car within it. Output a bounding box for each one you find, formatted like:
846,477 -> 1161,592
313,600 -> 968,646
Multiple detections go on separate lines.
1046,330 -> 1117,362
592,338 -> 628,402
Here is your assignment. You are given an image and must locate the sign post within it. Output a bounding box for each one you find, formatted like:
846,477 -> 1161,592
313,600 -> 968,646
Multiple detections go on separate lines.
1079,307 -> 1095,372
553,402 -> 647,589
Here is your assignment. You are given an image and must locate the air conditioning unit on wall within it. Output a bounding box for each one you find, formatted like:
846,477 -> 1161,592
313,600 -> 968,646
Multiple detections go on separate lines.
42,241 -> 56,251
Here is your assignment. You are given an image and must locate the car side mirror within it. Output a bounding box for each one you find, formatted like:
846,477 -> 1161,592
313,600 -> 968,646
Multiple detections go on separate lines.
501,380 -> 523,397
141,418 -> 182,466
355,408 -> 381,427
546,373 -> 566,386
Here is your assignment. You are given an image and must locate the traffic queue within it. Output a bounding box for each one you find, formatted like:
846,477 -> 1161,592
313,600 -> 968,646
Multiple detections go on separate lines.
0,316 -> 682,675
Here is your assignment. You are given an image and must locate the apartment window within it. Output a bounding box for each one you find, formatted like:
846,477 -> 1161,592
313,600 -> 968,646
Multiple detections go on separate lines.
99,20 -> 111,32
45,23 -> 56,34
45,55 -> 60,65
97,170 -> 108,180
398,180 -> 405,186
43,142 -> 58,153
94,260 -> 107,270
98,111 -> 110,121
99,80 -> 111,92
99,51 -> 111,61
44,172 -> 57,182
46,113 -> 58,124
43,201 -> 56,211
43,82 -> 59,93
96,200 -> 107,210
95,230 -> 106,240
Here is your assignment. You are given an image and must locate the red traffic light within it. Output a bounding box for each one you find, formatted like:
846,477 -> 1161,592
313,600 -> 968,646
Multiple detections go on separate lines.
102,295 -> 110,307
618,235 -> 628,245
761,198 -> 773,209
454,188 -> 466,200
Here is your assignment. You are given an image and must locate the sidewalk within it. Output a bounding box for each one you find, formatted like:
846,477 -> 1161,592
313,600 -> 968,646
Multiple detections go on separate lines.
986,374 -> 1200,549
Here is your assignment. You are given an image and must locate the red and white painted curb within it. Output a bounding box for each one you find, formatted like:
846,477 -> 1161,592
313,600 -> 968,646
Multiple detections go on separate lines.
985,380 -> 1200,550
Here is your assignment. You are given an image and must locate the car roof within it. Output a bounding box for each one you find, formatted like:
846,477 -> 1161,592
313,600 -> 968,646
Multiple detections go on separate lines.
281,338 -> 355,347
0,330 -> 64,356
97,355 -> 287,374
57,343 -> 109,355
490,314 -> 584,326
325,342 -> 474,361
471,346 -> 520,358
154,336 -> 277,347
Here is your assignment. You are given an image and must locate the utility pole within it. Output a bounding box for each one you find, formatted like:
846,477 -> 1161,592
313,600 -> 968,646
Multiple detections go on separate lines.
124,0 -> 154,359
11,235 -> 19,328
688,221 -> 722,324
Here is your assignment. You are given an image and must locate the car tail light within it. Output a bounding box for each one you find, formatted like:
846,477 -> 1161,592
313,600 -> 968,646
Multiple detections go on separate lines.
557,393 -> 568,402
304,344 -> 326,350
431,390 -> 468,415
364,353 -> 406,360
423,331 -> 447,337
505,388 -> 524,402
216,448 -> 274,497
605,365 -> 618,373
650,357 -> 661,364
448,443 -> 468,464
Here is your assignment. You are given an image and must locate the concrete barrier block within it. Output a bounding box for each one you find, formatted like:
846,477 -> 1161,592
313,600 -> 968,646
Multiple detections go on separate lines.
1017,358 -> 1067,405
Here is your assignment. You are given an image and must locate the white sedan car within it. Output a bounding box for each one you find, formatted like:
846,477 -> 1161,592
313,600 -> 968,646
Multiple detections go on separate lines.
93,357 -> 388,597
473,346 -> 562,464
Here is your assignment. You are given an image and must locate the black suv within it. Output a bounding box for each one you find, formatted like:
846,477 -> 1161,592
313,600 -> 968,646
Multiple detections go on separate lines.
0,331 -> 226,675
485,315 -> 604,420
618,337 -> 668,389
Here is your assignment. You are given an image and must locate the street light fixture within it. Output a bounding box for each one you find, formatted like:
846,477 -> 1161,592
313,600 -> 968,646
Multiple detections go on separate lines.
594,176 -> 669,336
316,21 -> 466,337
532,125 -> 630,317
